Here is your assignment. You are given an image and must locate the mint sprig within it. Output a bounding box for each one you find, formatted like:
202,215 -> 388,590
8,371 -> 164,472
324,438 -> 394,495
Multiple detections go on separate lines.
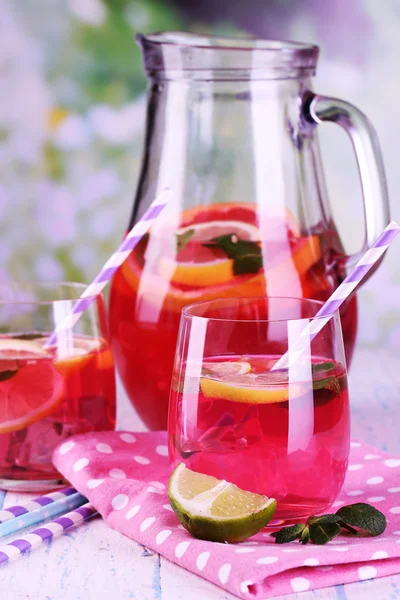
203,234 -> 262,276
271,503 -> 387,545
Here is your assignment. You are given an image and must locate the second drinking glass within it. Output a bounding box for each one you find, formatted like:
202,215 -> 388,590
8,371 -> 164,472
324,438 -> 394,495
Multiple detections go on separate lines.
168,296 -> 350,521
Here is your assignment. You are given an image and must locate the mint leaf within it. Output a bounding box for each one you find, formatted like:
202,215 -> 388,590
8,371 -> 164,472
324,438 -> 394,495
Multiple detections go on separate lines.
177,229 -> 195,253
311,361 -> 335,374
311,362 -> 341,395
301,526 -> 310,544
271,523 -> 304,543
309,521 -> 342,544
0,370 -> 17,382
307,514 -> 342,526
233,254 -> 263,275
271,503 -> 387,546
204,234 -> 262,258
336,503 -> 387,536
204,234 -> 263,276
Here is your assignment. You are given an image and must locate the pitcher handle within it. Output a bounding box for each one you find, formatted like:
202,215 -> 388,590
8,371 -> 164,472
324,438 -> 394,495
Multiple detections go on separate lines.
305,93 -> 390,267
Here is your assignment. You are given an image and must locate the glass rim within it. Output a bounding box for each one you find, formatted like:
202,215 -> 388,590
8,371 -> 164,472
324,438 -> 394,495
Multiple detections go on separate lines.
138,31 -> 319,54
0,281 -> 100,305
136,31 -> 319,79
181,296 -> 337,324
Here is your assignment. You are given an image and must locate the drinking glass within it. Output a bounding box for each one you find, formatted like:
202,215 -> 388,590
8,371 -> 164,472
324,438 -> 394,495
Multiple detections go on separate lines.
0,282 -> 116,491
168,296 -> 350,521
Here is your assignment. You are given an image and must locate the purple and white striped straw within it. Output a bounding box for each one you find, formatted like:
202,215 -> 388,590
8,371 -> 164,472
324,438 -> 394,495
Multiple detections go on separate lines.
0,503 -> 96,565
273,221 -> 400,371
0,487 -> 77,524
46,188 -> 171,346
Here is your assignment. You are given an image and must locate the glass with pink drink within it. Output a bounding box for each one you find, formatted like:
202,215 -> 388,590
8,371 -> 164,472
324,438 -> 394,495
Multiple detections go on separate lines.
168,297 -> 349,520
0,283 -> 116,491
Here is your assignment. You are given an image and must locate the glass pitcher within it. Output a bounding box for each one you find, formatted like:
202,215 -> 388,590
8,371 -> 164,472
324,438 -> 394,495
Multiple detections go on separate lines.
109,32 -> 389,430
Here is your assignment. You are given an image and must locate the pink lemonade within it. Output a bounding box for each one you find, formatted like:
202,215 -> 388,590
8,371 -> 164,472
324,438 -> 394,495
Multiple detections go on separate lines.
169,355 -> 350,520
0,334 -> 116,490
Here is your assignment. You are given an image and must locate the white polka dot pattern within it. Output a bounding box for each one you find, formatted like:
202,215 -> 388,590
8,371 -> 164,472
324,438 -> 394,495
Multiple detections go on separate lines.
96,443 -> 113,454
196,552 -> 210,571
156,530 -> 172,545
358,566 -> 377,580
134,456 -> 150,465
367,476 -> 384,485
126,505 -> 141,520
111,494 -> 128,510
371,550 -> 388,560
87,478 -> 104,489
120,433 -> 136,443
59,441 -> 75,455
109,468 -> 126,479
256,556 -> 278,564
291,577 -> 310,592
240,580 -> 252,594
218,563 -> 231,584
51,432 -> 400,598
72,458 -> 89,472
155,445 -> 168,456
175,541 -> 190,558
140,517 -> 155,532
385,459 -> 400,467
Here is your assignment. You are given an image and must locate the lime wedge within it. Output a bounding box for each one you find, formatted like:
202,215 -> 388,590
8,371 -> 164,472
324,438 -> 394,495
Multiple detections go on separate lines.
168,463 -> 277,543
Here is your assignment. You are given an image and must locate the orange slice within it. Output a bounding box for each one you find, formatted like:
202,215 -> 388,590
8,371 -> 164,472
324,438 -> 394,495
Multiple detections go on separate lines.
158,221 -> 260,287
200,369 -> 303,404
52,337 -> 103,376
122,257 -> 267,314
96,347 -> 114,371
0,339 -> 64,433
119,202 -> 322,313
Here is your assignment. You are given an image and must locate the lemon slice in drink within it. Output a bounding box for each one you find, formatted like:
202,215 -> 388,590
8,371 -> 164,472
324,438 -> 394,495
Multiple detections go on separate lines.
168,463 -> 277,543
185,360 -> 251,378
200,370 -> 303,404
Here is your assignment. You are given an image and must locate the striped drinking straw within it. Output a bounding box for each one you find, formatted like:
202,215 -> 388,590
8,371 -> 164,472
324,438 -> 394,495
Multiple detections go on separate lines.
273,221 -> 400,371
46,188 -> 171,346
0,503 -> 97,565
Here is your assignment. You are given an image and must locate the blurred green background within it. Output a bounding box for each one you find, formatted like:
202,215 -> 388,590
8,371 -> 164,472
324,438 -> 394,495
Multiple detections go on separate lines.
1,0 -> 400,346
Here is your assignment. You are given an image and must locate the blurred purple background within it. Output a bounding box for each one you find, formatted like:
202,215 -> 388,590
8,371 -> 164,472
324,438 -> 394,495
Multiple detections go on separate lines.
1,0 -> 399,346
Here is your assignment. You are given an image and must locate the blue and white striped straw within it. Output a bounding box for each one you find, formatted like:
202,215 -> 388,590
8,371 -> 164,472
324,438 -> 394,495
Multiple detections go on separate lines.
273,221 -> 400,371
46,188 -> 171,346
0,489 -> 86,538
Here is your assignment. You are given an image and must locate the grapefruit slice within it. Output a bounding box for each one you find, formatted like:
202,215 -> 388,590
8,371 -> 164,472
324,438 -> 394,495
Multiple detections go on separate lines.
158,220 -> 260,287
119,202 -> 322,313
0,339 -> 64,433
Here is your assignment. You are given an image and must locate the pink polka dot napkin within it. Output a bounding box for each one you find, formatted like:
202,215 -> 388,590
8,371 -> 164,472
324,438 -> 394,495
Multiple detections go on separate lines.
53,433 -> 400,599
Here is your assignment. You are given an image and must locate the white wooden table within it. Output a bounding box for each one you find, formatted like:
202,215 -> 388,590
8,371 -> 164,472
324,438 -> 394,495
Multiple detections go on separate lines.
1,346 -> 399,600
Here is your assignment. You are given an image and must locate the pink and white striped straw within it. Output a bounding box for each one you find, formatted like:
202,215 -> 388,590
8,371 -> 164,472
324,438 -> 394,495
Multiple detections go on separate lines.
273,221 -> 400,371
46,188 -> 171,346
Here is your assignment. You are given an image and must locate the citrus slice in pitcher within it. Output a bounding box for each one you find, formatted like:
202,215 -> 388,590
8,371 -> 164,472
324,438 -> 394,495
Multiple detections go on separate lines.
168,463 -> 277,542
0,338 -> 64,433
158,220 -> 260,287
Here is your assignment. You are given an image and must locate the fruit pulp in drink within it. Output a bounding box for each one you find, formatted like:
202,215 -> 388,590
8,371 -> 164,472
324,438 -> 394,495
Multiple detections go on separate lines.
0,334 -> 116,488
168,355 -> 350,519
